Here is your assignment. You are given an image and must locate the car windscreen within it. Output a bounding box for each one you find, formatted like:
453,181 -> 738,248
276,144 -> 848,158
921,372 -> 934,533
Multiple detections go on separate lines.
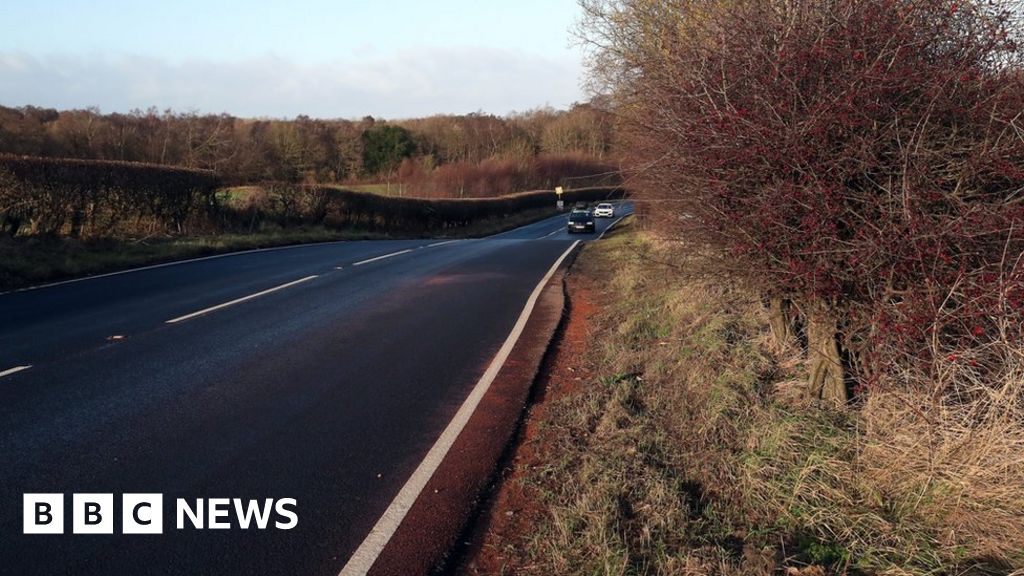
569,212 -> 591,221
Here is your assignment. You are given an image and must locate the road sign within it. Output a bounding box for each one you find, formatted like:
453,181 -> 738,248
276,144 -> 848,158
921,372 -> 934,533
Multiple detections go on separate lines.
557,200 -> 564,210
555,186 -> 563,196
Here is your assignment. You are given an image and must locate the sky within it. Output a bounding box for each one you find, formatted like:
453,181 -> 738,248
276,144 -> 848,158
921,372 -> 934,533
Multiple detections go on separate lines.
0,0 -> 588,119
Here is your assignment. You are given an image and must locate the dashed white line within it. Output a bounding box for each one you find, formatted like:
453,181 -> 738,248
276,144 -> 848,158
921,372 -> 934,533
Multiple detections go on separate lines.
338,240 -> 581,576
0,365 -> 32,379
165,275 -> 319,324
2,240 -> 348,296
351,249 -> 413,267
426,240 -> 459,248
484,212 -> 566,239
540,228 -> 562,239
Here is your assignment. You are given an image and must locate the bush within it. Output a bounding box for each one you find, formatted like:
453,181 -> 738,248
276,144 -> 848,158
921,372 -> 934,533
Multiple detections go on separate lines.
581,0 -> 1024,399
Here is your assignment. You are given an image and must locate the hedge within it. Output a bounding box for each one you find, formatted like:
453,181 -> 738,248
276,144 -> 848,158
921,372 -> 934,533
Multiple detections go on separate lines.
0,155 -> 221,237
227,184 -> 628,233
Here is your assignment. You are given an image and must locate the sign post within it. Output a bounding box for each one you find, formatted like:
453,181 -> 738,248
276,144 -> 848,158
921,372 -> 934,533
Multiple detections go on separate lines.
555,186 -> 564,211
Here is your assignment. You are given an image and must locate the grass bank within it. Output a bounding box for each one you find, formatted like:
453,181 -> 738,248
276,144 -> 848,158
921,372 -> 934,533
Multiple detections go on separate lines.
464,220 -> 1024,575
0,206 -> 558,292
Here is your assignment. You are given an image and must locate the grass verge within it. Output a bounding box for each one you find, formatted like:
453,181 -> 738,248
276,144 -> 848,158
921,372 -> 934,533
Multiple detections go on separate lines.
463,220 -> 1024,575
0,207 -> 558,292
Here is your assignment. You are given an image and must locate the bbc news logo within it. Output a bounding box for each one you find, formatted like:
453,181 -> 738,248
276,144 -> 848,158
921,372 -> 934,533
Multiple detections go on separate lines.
23,494 -> 297,534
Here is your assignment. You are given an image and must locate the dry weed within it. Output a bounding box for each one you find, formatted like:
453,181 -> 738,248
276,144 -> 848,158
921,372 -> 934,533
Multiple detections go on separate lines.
516,225 -> 1024,575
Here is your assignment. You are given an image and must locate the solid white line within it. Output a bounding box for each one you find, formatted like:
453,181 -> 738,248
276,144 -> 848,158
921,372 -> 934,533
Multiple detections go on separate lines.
426,240 -> 459,248
338,240 -> 580,576
597,214 -> 628,240
1,241 -> 349,296
165,275 -> 319,324
351,249 -> 413,267
0,365 -> 32,379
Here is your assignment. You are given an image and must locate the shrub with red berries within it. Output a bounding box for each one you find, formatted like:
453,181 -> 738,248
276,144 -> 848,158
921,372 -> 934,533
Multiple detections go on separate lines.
582,0 -> 1024,386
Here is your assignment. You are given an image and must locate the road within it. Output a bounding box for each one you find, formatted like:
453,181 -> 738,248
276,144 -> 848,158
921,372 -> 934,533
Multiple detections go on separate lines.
0,204 -> 630,576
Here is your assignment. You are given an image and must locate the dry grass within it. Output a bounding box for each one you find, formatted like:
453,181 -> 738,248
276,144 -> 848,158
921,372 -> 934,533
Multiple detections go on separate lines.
861,342 -> 1024,569
511,221 -> 1024,575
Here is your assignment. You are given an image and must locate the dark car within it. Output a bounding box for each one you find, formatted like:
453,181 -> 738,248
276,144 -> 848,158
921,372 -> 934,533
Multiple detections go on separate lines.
567,209 -> 596,234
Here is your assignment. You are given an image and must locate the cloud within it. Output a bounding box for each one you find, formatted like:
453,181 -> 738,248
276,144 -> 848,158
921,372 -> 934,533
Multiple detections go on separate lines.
0,48 -> 585,118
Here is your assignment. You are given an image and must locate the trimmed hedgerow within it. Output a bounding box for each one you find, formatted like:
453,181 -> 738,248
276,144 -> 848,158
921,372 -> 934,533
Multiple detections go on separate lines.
0,154 -> 221,237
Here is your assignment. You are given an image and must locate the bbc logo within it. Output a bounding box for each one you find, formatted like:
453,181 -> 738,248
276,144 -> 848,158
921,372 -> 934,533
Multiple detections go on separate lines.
24,494 -> 297,533
23,494 -> 163,534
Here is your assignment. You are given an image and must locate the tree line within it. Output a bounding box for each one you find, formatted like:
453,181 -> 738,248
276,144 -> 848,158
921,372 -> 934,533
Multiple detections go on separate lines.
0,103 -> 616,187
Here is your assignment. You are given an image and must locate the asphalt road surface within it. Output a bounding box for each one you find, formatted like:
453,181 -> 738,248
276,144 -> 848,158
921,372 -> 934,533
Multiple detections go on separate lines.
0,203 -> 631,576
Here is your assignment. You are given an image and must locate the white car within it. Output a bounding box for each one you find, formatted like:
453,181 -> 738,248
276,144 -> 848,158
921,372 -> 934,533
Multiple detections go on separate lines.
594,203 -> 615,218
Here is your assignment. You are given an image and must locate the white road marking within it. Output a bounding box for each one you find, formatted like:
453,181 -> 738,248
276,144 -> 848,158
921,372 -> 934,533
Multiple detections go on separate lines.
426,240 -> 459,248
0,365 -> 32,379
1,241 -> 348,296
351,249 -> 413,267
597,214 -> 629,240
165,275 -> 319,324
484,212 -> 566,239
338,240 -> 581,576
540,228 -> 562,239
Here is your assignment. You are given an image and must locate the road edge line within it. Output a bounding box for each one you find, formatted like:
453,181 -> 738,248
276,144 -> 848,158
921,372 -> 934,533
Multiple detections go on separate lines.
338,240 -> 581,576
597,213 -> 629,240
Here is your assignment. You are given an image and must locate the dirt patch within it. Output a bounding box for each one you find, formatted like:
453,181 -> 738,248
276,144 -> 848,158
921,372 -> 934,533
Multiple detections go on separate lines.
453,266 -> 602,575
